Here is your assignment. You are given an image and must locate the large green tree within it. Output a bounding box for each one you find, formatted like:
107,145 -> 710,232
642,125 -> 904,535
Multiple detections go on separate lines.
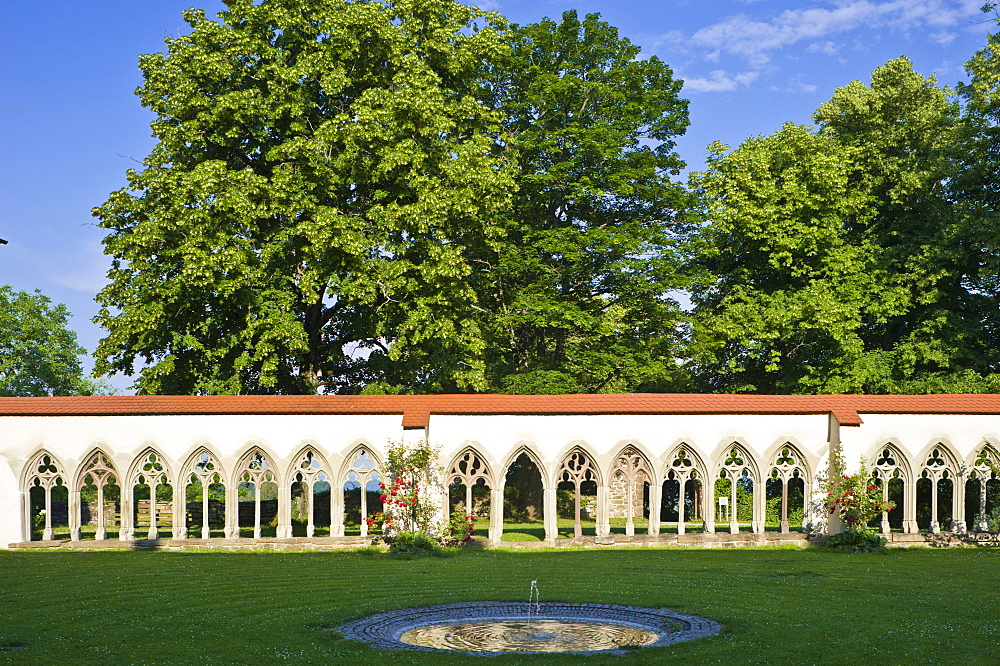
94,0 -> 513,395
0,286 -> 112,396
690,57 -> 1000,393
476,11 -> 692,394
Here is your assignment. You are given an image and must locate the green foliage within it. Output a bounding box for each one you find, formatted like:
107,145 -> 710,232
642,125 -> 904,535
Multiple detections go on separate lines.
690,57 -> 1000,394
0,286 -> 114,397
827,527 -> 888,553
388,530 -> 440,557
476,11 -> 693,394
93,0 -> 514,395
446,509 -> 476,543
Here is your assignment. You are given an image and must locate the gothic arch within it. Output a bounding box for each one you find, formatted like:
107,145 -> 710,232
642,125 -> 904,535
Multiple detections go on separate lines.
714,442 -> 762,533
662,443 -> 708,534
917,441 -> 961,533
287,445 -> 334,538
498,444 -> 547,489
181,446 -> 228,539
234,444 -> 280,539
74,447 -> 121,541
125,446 -> 173,540
22,449 -> 68,541
447,446 -> 493,488
968,442 -> 1000,531
556,446 -> 601,538
609,443 -> 654,536
554,443 -> 603,487
870,442 -> 912,534
766,442 -> 810,533
338,445 -> 383,538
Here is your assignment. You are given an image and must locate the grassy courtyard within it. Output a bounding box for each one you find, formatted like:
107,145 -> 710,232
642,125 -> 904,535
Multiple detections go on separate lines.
0,547 -> 997,664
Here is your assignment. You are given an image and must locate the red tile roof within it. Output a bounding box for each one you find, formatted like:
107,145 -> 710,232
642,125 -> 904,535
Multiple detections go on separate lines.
2,394 -> 1000,428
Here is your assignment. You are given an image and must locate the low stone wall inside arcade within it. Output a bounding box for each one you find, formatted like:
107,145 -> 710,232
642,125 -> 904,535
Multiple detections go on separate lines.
2,393 -> 999,549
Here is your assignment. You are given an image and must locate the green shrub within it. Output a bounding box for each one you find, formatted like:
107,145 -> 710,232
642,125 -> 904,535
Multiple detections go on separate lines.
389,531 -> 439,557
827,527 -> 888,553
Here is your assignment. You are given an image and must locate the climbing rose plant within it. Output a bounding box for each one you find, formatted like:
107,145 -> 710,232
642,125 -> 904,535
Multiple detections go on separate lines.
378,439 -> 443,536
448,509 -> 477,543
820,449 -> 896,527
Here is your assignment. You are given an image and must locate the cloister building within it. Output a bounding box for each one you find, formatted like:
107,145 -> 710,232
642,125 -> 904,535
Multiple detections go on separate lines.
3,393 -> 999,548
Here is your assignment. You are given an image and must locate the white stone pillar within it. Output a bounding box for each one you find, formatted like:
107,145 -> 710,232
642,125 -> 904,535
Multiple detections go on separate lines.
904,481 -> 918,533
277,483 -> 292,538
224,483 -> 238,539
174,482 -> 187,540
543,486 -> 557,542
70,489 -> 81,541
596,484 -> 610,537
952,476 -> 965,533
331,482 -> 345,537
489,485 -> 504,543
703,479 -> 715,534
120,486 -> 134,541
647,480 -> 661,536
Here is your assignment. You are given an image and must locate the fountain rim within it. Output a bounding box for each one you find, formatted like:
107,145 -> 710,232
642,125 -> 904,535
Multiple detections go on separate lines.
335,601 -> 721,655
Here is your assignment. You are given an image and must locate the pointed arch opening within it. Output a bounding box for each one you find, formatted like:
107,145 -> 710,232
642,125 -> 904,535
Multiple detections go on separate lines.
662,445 -> 705,535
714,443 -> 758,534
766,443 -> 808,533
236,447 -> 278,538
916,443 -> 959,533
76,449 -> 121,541
609,445 -> 652,536
24,450 -> 68,541
501,449 -> 545,541
556,447 -> 599,539
871,444 -> 908,534
128,448 -> 173,540
289,448 -> 333,538
342,447 -> 382,538
968,443 -> 1000,531
447,448 -> 492,539
183,448 -> 226,539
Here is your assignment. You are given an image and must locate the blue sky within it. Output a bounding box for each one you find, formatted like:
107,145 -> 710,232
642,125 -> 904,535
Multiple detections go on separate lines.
0,0 -> 995,392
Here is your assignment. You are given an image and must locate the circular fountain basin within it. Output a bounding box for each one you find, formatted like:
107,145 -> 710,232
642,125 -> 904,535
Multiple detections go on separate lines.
336,602 -> 720,655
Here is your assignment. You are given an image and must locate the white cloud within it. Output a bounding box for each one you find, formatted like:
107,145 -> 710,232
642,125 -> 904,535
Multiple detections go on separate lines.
807,40 -> 840,55
683,69 -> 759,93
682,0 -> 983,68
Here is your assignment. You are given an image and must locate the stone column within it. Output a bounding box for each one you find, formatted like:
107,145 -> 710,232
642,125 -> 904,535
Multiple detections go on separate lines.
174,482 -> 187,540
930,476 -> 940,534
596,484 -> 610,537
70,489 -> 81,541
703,479 -> 715,534
277,483 -> 292,538
903,480 -> 918,533
95,483 -> 107,541
20,492 -> 28,542
489,485 -> 504,543
752,478 -> 765,534
647,480 -> 661,536
306,481 -> 315,538
543,486 -> 557,543
952,476 -> 966,533
331,481 -> 345,537
676,477 -> 687,536
120,486 -> 134,541
779,480 -> 790,534
729,477 -> 739,534
224,482 -> 238,539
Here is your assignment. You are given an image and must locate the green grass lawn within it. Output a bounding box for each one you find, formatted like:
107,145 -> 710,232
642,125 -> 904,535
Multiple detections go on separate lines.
0,547 -> 997,664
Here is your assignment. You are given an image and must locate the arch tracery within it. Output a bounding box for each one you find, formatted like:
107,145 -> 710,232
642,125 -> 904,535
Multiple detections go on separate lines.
341,447 -> 381,538
289,447 -> 333,537
557,447 -> 600,538
24,450 -> 67,541
184,447 -> 225,539
235,447 -> 277,539
610,445 -> 652,536
767,444 -> 807,534
871,444 -> 910,534
716,443 -> 759,533
664,445 -> 705,535
75,449 -> 120,541
448,448 -> 492,526
127,448 -> 172,540
970,444 -> 1000,531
